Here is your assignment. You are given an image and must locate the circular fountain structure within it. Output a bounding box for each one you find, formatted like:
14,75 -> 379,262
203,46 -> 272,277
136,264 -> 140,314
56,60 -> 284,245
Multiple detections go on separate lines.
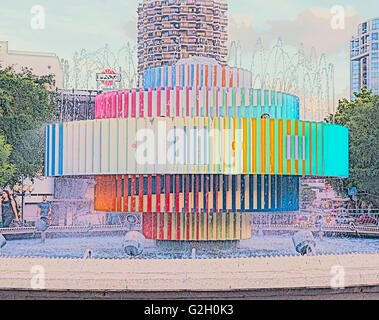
44,56 -> 348,250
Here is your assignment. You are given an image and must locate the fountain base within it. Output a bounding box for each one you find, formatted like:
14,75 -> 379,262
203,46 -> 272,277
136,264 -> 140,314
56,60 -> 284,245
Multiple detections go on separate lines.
156,240 -> 239,251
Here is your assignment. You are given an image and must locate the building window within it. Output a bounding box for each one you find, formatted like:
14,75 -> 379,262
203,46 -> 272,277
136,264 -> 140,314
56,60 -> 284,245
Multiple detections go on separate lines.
372,42 -> 379,50
373,19 -> 379,30
373,33 -> 379,41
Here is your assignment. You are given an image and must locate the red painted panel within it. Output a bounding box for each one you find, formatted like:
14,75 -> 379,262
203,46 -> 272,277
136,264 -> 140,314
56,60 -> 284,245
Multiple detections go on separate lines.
131,175 -> 136,212
147,175 -> 152,212
139,88 -> 144,118
156,175 -> 161,212
139,175 -> 144,212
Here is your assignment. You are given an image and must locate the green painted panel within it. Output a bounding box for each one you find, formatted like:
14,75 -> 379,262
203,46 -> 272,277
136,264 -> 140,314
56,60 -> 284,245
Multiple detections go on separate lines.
271,91 -> 276,107
298,121 -> 303,175
222,88 -> 227,117
249,88 -> 254,118
257,89 -> 261,106
264,90 -> 269,115
217,212 -> 222,239
241,88 -> 245,117
277,92 -> 282,118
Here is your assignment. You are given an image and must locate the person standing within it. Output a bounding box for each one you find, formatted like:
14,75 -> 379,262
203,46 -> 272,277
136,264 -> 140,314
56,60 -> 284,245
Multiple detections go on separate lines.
0,190 -> 19,227
37,196 -> 52,221
36,196 -> 52,242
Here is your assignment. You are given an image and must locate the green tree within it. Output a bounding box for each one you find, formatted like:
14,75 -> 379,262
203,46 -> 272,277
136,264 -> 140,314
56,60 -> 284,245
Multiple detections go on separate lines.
0,136 -> 16,188
326,89 -> 379,207
0,67 -> 57,187
300,185 -> 317,209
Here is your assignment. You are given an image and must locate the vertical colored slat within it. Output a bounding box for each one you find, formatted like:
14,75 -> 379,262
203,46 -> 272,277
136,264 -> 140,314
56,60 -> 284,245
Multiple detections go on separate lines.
270,119 -> 275,174
295,121 -> 299,175
116,175 -> 122,212
298,121 -> 303,176
156,175 -> 161,212
58,123 -> 63,175
124,90 -> 129,118
157,87 -> 161,117
131,175 -> 136,212
305,122 -> 310,175
287,120 -> 291,175
112,92 -> 117,118
302,122 -> 306,175
320,123 -> 323,176
186,87 -> 190,117
147,175 -> 152,212
166,87 -> 170,117
261,119 -> 265,174
311,122 -> 317,175
252,118 -> 257,174
265,118 -> 270,174
278,120 -> 283,175
282,120 -> 287,175
291,120 -> 296,175
147,87 -> 152,117
246,117 -> 251,174
131,89 -> 136,118
51,124 -> 56,176
124,174 -> 128,212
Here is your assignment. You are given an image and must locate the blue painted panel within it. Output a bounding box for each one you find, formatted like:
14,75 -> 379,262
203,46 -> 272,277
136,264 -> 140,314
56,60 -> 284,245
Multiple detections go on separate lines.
323,123 -> 349,178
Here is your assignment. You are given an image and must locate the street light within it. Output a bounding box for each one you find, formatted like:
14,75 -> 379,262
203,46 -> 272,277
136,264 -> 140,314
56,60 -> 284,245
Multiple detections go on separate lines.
13,179 -> 34,225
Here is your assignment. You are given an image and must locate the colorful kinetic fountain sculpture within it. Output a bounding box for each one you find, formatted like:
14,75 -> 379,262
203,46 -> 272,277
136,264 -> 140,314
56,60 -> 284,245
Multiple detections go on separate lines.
44,56 -> 348,242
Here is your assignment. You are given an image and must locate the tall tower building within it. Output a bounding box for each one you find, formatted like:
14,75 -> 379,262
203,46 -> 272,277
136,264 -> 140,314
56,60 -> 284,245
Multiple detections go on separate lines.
350,18 -> 379,99
137,0 -> 228,81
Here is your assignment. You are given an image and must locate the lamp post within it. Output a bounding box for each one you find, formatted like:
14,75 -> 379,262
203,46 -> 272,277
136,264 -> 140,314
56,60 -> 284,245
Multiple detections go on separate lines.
13,178 -> 34,225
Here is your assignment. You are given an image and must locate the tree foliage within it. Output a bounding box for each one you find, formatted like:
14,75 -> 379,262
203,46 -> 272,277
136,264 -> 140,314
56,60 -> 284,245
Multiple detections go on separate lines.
326,89 -> 379,207
0,136 -> 16,188
300,185 -> 317,209
0,67 -> 57,187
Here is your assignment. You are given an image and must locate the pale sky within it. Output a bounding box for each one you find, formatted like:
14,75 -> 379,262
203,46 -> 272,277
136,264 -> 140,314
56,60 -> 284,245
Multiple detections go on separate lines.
0,0 -> 378,98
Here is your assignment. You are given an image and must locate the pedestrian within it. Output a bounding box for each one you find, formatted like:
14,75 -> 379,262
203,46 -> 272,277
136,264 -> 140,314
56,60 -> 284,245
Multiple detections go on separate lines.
0,190 -> 20,227
37,196 -> 52,221
36,196 -> 52,243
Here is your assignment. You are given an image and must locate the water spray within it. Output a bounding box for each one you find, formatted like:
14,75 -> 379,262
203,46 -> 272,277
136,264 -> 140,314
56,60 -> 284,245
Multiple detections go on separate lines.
0,234 -> 6,255
292,231 -> 316,256
123,231 -> 145,257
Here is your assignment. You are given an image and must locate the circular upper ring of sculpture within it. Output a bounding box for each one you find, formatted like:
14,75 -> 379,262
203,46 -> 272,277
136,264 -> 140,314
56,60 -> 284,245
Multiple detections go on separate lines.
45,117 -> 348,178
142,61 -> 252,88
95,87 -> 300,120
